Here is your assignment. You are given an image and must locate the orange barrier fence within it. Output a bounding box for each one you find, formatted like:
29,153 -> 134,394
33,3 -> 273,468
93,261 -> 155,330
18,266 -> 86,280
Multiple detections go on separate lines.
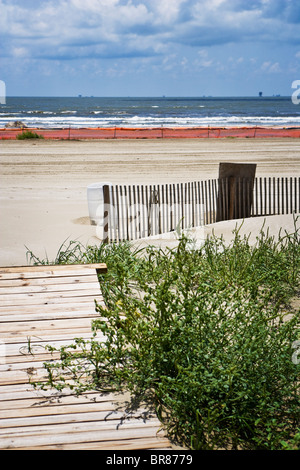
1,126 -> 300,140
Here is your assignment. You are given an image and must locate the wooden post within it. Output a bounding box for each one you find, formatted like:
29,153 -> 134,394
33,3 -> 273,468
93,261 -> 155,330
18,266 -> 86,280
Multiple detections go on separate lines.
216,163 -> 256,222
229,176 -> 236,220
103,184 -> 110,244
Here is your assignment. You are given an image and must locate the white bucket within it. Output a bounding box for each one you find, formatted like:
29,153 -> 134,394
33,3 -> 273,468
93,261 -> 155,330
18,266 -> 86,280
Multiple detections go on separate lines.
87,182 -> 112,227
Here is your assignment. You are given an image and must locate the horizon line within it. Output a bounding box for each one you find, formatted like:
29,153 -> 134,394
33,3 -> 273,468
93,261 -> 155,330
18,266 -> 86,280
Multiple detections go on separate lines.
4,95 -> 289,99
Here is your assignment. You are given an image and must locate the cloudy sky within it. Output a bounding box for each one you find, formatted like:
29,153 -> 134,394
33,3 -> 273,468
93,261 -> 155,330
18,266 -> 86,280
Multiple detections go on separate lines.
1,0 -> 300,97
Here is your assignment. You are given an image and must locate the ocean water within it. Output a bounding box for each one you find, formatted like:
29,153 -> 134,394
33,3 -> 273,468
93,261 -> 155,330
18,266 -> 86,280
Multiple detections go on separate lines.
0,96 -> 299,129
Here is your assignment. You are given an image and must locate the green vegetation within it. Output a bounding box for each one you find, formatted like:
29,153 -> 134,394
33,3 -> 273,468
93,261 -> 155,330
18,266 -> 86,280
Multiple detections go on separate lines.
16,130 -> 44,139
29,220 -> 300,450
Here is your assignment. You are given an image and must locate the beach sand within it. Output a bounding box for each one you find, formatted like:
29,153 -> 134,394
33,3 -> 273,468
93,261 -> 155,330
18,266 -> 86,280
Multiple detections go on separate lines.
0,137 -> 299,266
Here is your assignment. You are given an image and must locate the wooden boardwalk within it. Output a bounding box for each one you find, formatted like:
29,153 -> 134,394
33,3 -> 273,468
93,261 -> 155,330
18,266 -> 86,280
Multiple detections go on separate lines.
0,264 -> 171,450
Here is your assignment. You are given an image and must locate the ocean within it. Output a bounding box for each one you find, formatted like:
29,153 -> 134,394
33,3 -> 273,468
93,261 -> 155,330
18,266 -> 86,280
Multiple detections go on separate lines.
1,96 -> 299,129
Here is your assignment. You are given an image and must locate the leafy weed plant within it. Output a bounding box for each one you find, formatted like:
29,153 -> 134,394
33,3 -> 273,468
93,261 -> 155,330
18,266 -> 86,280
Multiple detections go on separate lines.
17,130 -> 44,140
30,221 -> 300,450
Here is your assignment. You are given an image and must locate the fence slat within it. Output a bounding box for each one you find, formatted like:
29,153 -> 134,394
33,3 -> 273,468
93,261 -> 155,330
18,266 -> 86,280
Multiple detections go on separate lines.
204,180 -> 208,224
277,178 -> 280,216
272,178 -> 276,215
109,186 -> 114,241
212,179 -> 216,223
255,178 -> 258,216
103,184 -> 110,244
298,177 -> 300,214
290,178 -> 293,214
102,177 -> 299,242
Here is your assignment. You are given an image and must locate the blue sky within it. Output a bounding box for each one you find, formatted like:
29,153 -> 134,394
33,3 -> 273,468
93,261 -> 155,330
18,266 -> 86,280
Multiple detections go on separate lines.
1,0 -> 300,97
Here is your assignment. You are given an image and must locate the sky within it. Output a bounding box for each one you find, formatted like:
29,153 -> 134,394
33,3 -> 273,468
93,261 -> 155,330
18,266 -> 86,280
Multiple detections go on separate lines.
1,0 -> 300,97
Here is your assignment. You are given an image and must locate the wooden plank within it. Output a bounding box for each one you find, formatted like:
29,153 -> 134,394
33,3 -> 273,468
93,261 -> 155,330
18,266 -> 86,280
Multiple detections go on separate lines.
128,185 -> 133,240
10,438 -> 172,451
133,185 -> 138,239
0,397 -> 128,416
0,390 -> 130,407
281,177 -> 284,215
0,309 -> 99,322
0,281 -> 101,295
1,329 -> 104,346
0,407 -> 154,430
0,273 -> 99,288
0,424 -> 167,449
0,317 -> 97,333
0,272 -> 103,282
0,320 -> 99,335
0,357 -> 63,372
0,334 -> 99,353
170,184 -> 175,231
163,183 -> 168,233
0,263 -> 107,275
16,437 -> 172,451
0,298 -> 101,313
160,184 -> 166,233
0,272 -> 100,281
182,183 -> 186,229
3,335 -> 106,362
295,178 -> 300,213
156,184 -> 161,234
272,177 -> 276,215
2,337 -> 101,359
0,419 -> 163,440
0,370 -> 47,387
114,185 -> 120,242
1,338 -> 93,358
0,385 -> 101,401
180,183 -> 184,230
188,182 -> 192,227
289,177 -> 292,214
0,291 -> 102,307
0,263 -> 171,450
141,185 -> 146,238
0,370 -> 47,388
0,390 -> 156,417
197,181 -> 201,226
119,184 -> 125,242
110,185 -> 116,242
1,351 -> 61,365
204,180 -> 208,224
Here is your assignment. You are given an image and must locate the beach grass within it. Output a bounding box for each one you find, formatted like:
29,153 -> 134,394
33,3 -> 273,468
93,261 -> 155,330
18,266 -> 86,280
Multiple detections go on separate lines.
28,222 -> 300,450
16,130 -> 44,140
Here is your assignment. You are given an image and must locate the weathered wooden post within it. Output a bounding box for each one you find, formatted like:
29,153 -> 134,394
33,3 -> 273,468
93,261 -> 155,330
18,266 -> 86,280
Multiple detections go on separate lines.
229,176 -> 236,220
216,163 -> 256,222
103,184 -> 110,244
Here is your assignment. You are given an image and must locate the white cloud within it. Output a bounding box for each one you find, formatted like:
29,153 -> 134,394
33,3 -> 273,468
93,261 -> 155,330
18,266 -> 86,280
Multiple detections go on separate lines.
12,47 -> 29,58
0,0 -> 299,98
269,62 -> 281,73
261,61 -> 281,73
198,49 -> 208,57
1,0 -> 300,63
70,0 -> 119,11
151,0 -> 188,25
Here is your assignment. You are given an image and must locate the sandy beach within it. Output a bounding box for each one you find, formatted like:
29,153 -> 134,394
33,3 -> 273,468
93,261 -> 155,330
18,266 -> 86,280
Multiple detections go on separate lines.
1,137 -> 299,266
